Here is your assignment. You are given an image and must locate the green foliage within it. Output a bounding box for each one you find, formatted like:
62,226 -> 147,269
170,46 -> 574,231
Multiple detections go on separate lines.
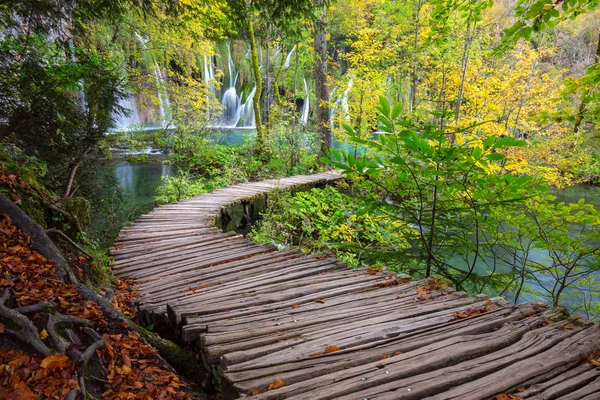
0,32 -> 124,193
495,0 -> 600,54
489,194 -> 600,307
155,170 -> 210,204
251,186 -> 412,267
323,97 -> 545,282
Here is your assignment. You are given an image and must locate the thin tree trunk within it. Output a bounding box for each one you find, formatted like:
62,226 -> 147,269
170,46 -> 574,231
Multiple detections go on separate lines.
314,0 -> 330,159
265,26 -> 271,135
410,0 -> 423,114
63,147 -> 91,198
248,19 -> 265,158
454,19 -> 476,125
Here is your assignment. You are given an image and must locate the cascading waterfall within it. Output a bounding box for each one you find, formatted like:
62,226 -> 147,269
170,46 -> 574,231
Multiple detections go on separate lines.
329,87 -> 340,130
300,77 -> 310,126
214,41 -> 256,128
238,86 -> 257,128
284,47 -> 295,69
220,87 -> 242,126
68,39 -> 87,113
203,55 -> 215,95
341,76 -> 354,122
113,91 -> 142,131
152,64 -> 172,128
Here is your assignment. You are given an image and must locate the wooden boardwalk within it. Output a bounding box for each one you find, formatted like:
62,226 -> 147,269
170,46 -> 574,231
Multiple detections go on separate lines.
111,172 -> 600,400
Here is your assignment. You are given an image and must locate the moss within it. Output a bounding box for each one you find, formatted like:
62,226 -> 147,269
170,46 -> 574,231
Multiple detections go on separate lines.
19,197 -> 47,227
57,197 -> 91,232
136,327 -> 208,384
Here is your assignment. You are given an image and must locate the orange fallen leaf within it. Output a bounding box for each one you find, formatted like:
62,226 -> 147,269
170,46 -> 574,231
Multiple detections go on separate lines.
291,304 -> 300,309
315,299 -> 325,304
380,355 -> 390,360
252,389 -> 267,395
324,345 -> 340,353
267,378 -> 286,390
496,395 -> 522,400
39,329 -> 48,339
559,324 -> 574,330
416,286 -> 430,295
40,354 -> 69,369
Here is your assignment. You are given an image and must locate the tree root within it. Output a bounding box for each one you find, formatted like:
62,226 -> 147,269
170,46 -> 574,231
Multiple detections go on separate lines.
13,301 -> 55,314
46,313 -> 94,353
46,228 -> 95,259
0,289 -> 52,356
82,339 -> 105,368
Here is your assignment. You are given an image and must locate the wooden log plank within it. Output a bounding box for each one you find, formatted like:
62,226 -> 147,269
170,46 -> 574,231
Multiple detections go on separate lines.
215,297 -> 498,368
520,363 -> 600,399
134,249 -> 304,293
339,322 -> 598,400
117,242 -> 275,277
227,310 -> 551,399
221,304 -> 546,398
112,235 -> 252,268
172,274 -> 385,323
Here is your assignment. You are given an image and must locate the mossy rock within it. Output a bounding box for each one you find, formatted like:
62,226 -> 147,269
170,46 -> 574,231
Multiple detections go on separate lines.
57,197 -> 91,232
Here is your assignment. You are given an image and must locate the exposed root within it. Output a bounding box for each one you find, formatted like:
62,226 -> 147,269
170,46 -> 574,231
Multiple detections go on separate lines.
83,339 -> 105,367
46,313 -> 94,353
0,289 -> 51,356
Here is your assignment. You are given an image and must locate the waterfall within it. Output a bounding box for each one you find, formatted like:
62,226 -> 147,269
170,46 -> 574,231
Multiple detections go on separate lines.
300,77 -> 310,126
152,64 -> 172,128
133,33 -> 173,129
220,87 -> 242,127
284,47 -> 295,69
213,41 -> 257,128
341,76 -> 354,122
112,93 -> 142,132
226,41 -> 237,88
203,55 -> 215,95
68,39 -> 87,113
238,86 -> 257,128
329,87 -> 339,130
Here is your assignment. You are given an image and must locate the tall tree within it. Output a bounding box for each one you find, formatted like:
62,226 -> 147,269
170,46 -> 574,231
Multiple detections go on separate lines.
314,0 -> 331,158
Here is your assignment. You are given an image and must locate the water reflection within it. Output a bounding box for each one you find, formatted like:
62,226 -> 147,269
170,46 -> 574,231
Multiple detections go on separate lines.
115,160 -> 174,206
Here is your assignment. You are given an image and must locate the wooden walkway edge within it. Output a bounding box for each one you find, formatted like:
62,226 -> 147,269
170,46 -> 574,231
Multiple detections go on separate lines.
111,172 -> 600,400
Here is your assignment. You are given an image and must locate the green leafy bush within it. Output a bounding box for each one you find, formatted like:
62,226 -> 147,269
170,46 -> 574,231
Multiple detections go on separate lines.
251,186 -> 412,267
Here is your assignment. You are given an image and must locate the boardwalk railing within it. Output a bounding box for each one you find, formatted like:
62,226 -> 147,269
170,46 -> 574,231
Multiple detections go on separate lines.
112,172 -> 600,400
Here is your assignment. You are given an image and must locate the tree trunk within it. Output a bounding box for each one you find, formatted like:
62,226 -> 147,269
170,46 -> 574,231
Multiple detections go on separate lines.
314,0 -> 331,159
410,0 -> 423,114
455,20 -> 476,125
63,146 -> 91,198
248,19 -> 265,158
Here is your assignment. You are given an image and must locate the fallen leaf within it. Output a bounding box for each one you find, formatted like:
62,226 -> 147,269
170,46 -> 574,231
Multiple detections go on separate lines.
496,395 -> 522,400
40,354 -> 69,369
291,304 -> 300,309
315,299 -> 325,304
39,329 -> 48,340
252,389 -> 267,395
324,345 -> 340,353
267,378 -> 286,390
559,324 -> 574,330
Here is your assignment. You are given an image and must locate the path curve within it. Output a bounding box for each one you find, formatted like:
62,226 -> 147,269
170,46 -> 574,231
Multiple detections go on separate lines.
111,172 -> 600,400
